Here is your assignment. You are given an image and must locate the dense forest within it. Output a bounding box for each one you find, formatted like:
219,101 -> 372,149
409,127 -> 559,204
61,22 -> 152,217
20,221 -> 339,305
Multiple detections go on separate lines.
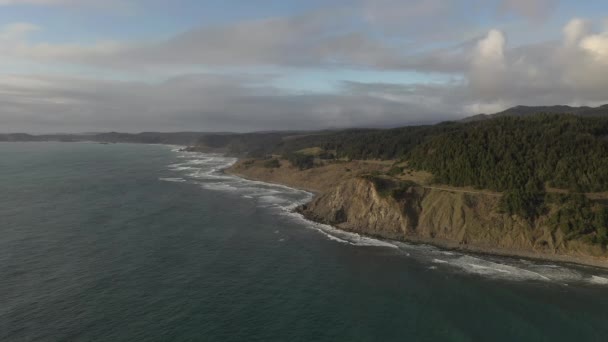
546,193 -> 608,245
408,115 -> 608,193
195,113 -> 608,244
278,115 -> 608,192
275,114 -> 608,234
275,114 -> 608,193
276,124 -> 462,160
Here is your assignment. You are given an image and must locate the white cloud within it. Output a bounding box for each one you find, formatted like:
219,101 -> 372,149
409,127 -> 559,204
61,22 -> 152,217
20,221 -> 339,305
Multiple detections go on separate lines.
0,23 -> 124,64
462,18 -> 608,110
580,33 -> 608,62
0,12 -> 411,70
0,73 -> 453,133
463,101 -> 510,115
343,17 -> 608,116
474,29 -> 506,64
3,8 -> 608,132
470,30 -> 507,99
563,18 -> 590,47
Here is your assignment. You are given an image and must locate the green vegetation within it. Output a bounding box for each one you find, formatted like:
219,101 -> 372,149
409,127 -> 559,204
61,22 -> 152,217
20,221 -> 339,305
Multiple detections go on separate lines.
263,159 -> 280,168
407,115 -> 608,193
401,115 -> 608,231
297,115 -> 608,247
198,113 -> 608,245
286,153 -> 314,170
278,115 -> 608,197
547,194 -> 608,244
296,147 -> 324,156
360,174 -> 416,200
499,188 -> 545,220
387,166 -> 404,177
279,124 -> 462,160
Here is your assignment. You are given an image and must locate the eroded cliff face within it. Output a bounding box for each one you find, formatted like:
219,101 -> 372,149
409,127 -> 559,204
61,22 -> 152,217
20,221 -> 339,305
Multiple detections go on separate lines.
297,178 -> 608,260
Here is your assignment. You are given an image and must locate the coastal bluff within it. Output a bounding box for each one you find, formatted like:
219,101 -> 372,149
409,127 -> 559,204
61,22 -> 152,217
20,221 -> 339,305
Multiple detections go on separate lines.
226,159 -> 608,268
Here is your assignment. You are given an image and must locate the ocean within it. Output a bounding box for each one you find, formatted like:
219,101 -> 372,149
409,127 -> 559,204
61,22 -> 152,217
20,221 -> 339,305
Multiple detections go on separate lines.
1,142 -> 608,341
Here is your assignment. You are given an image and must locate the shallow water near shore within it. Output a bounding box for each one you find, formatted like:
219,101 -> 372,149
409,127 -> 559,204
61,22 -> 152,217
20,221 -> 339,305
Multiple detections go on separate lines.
1,142 -> 608,341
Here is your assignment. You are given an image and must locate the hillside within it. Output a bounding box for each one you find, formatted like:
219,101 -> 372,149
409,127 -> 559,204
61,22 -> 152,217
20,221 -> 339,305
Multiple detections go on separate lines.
408,115 -> 608,191
298,178 -> 608,265
226,160 -> 608,266
222,113 -> 608,259
464,104 -> 608,122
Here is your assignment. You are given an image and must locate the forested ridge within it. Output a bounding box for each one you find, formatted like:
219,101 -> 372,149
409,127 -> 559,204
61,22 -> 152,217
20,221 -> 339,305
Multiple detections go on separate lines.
402,115 -> 608,239
276,114 -> 608,192
278,123 -> 462,160
276,114 -> 608,243
187,109 -> 608,246
408,115 -> 608,192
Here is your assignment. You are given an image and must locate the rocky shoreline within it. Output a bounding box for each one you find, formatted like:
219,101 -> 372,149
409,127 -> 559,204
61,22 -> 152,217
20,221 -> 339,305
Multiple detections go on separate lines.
225,159 -> 608,269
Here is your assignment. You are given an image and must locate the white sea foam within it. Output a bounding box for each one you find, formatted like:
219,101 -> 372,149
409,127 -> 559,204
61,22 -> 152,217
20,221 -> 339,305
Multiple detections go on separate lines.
166,145 -> 186,152
159,177 -> 186,183
200,183 -> 238,192
164,150 -> 608,286
589,275 -> 608,285
169,165 -> 196,171
188,170 -> 232,180
281,210 -> 399,248
183,159 -> 215,165
445,256 -> 553,281
526,265 -> 583,283
320,231 -> 352,244
258,195 -> 290,205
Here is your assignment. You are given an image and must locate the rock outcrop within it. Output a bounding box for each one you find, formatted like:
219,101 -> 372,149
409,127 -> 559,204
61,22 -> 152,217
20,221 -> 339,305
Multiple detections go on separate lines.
297,178 -> 608,261
227,160 -> 608,266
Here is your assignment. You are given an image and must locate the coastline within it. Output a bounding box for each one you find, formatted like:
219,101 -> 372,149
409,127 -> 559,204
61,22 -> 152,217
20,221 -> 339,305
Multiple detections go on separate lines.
331,227 -> 608,270
223,159 -> 608,270
225,169 -> 320,195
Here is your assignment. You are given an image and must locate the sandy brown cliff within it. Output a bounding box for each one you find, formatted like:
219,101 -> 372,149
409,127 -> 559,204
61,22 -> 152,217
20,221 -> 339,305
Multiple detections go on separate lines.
298,178 -> 608,266
226,159 -> 608,267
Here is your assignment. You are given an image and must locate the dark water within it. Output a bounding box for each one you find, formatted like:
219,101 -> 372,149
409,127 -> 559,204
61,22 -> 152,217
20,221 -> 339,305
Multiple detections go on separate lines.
1,142 -> 608,342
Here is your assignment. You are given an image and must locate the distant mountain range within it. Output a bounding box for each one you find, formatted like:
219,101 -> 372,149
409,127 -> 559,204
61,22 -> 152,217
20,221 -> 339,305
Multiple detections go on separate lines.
0,132 -> 224,145
3,104 -> 608,143
464,104 -> 608,122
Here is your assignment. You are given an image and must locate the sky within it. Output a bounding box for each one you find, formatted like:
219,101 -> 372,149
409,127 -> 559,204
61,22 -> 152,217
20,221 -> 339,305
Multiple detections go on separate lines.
1,0 -> 608,133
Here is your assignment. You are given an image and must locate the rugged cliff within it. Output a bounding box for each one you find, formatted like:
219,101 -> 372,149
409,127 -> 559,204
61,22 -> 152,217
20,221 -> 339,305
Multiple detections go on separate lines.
297,177 -> 608,264
226,159 -> 608,266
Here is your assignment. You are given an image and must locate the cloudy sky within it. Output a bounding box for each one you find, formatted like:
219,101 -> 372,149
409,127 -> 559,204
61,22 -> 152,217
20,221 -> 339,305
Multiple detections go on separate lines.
1,0 -> 607,132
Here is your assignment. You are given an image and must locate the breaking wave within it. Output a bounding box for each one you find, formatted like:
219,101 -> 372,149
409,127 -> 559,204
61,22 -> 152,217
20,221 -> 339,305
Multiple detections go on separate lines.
162,150 -> 608,286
